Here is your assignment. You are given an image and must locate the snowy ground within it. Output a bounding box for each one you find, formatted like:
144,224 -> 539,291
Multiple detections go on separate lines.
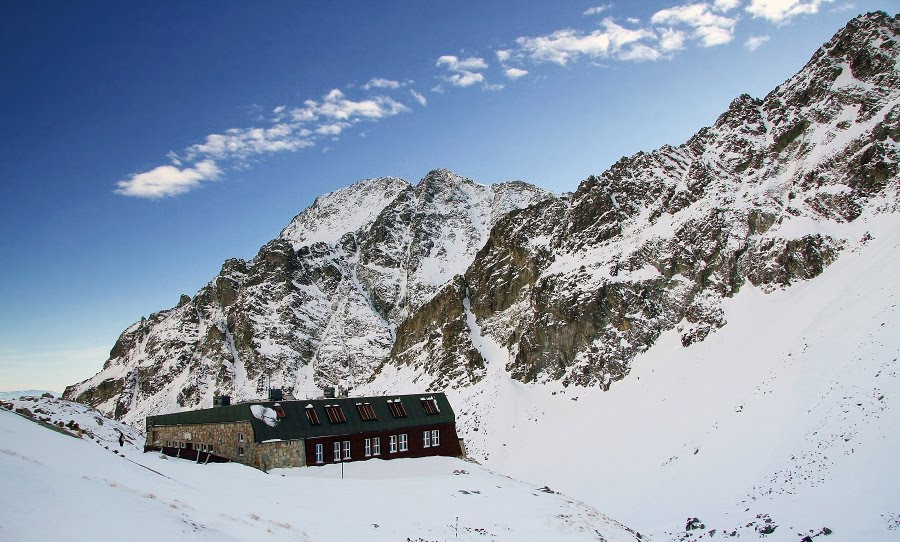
0,396 -> 641,542
368,212 -> 900,541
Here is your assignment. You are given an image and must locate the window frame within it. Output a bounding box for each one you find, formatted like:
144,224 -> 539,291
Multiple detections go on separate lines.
421,397 -> 439,415
364,438 -> 371,457
305,406 -> 321,426
343,440 -> 351,460
238,446 -> 245,457
333,441 -> 341,461
324,404 -> 347,424
315,443 -> 324,464
399,433 -> 408,452
431,429 -> 440,447
423,430 -> 431,448
356,402 -> 377,421
387,399 -> 408,418
389,435 -> 398,453
373,437 -> 381,456
238,432 -> 244,443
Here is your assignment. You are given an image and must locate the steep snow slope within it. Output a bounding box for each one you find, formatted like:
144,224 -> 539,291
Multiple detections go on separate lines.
0,401 -> 642,542
364,211 -> 900,540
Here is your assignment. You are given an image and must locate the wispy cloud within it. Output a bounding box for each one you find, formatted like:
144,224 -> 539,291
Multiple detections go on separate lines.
650,3 -> 737,47
410,89 -> 428,106
116,160 -> 221,199
583,4 -> 613,16
744,34 -> 771,50
745,0 -> 834,24
515,18 -> 658,65
714,0 -> 742,11
362,77 -> 402,90
117,88 -> 412,198
436,55 -> 490,87
504,67 -> 529,79
117,1 -> 842,199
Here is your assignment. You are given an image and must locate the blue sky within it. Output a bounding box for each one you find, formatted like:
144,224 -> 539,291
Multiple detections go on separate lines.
1,0 -> 893,391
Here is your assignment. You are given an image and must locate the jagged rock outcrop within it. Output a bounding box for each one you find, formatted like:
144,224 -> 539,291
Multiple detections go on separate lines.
381,11 -> 900,389
64,172 -> 551,423
67,12 -> 900,422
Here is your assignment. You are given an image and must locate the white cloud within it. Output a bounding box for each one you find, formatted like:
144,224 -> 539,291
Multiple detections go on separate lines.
694,24 -> 734,46
118,88 -> 413,198
447,71 -> 485,87
714,0 -> 742,10
496,49 -> 512,62
583,4 -> 613,16
658,28 -> 687,51
436,55 -> 490,88
410,89 -> 428,106
745,0 -> 832,23
504,67 -> 529,79
651,3 -> 736,47
619,43 -> 663,62
316,123 -> 347,136
362,77 -> 401,90
115,160 -> 221,199
436,55 -> 488,71
515,18 -> 657,65
744,34 -> 771,50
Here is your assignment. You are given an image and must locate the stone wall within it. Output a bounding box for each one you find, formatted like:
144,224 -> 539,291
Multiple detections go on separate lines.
147,421 -> 306,470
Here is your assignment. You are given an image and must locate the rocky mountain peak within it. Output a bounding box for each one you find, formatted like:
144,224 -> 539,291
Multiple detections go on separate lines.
65,12 -> 899,425
279,175 -> 410,248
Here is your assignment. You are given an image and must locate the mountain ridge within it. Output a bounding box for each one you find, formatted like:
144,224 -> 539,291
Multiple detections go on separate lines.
66,12 -> 900,426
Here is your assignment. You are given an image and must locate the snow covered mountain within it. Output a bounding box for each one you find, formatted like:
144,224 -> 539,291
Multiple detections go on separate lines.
59,11 -> 900,540
378,11 -> 900,391
64,171 -> 551,422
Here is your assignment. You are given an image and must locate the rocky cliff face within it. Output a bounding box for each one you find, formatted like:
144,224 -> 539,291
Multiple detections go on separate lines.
373,11 -> 900,391
64,172 -> 551,423
67,12 -> 900,424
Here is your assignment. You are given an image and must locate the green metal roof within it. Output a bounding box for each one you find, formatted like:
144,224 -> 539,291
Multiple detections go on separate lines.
146,393 -> 455,443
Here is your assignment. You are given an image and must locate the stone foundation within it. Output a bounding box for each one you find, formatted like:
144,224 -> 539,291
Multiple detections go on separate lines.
147,421 -> 306,470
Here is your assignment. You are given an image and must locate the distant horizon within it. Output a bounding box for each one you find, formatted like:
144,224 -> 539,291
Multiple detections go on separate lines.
2,1 -> 895,392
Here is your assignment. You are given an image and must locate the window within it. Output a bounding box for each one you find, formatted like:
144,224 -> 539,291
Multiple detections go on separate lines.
373,437 -> 381,456
315,444 -> 324,464
364,438 -> 371,457
356,402 -> 377,421
399,433 -> 408,452
209,445 -> 214,453
238,446 -> 245,456
343,441 -> 351,460
387,399 -> 408,418
421,397 -> 440,415
423,431 -> 431,448
389,435 -> 398,453
238,433 -> 244,443
324,405 -> 347,424
431,429 -> 440,447
333,441 -> 341,461
305,405 -> 321,426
